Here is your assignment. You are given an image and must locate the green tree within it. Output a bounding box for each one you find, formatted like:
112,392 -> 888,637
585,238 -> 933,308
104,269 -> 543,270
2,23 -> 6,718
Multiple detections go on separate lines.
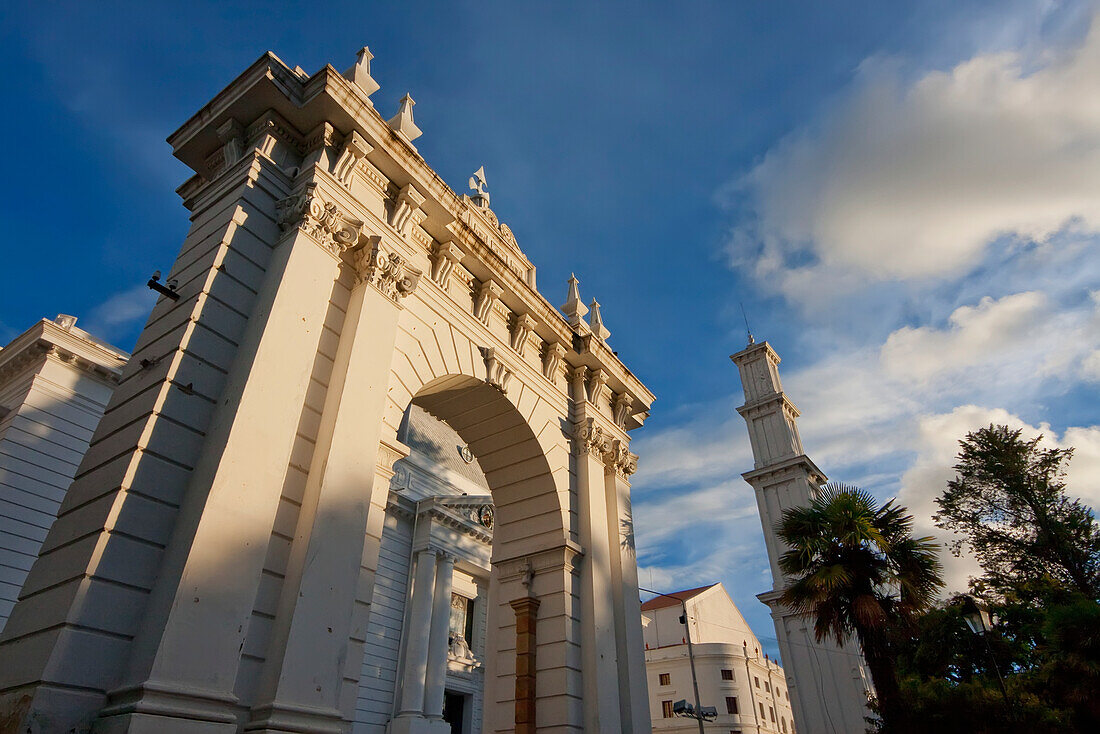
776,482 -> 943,733
935,424 -> 1100,600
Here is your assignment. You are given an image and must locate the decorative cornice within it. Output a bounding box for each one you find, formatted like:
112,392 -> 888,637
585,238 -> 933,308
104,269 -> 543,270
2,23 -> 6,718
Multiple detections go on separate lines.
352,236 -> 423,304
165,53 -> 656,419
276,185 -> 363,258
509,312 -> 536,356
587,368 -> 609,407
332,130 -> 372,187
741,453 -> 827,486
612,392 -> 634,428
390,183 -> 426,237
473,279 -> 503,325
737,391 -> 801,420
541,341 -> 566,382
429,240 -> 464,289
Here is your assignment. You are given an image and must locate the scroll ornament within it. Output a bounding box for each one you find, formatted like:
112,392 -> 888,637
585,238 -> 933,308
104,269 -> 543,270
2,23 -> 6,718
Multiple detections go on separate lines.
574,417 -> 612,459
573,419 -> 638,476
355,239 -> 422,303
276,187 -> 363,257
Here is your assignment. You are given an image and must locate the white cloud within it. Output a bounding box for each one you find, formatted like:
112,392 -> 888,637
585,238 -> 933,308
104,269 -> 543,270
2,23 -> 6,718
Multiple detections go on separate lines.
734,12 -> 1100,291
881,292 -> 1046,382
631,412 -> 753,489
83,285 -> 156,343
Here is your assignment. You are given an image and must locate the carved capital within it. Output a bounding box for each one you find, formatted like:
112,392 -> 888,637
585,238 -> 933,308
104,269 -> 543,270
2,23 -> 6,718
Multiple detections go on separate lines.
429,240 -> 464,288
276,185 -> 363,258
479,346 -> 514,394
352,236 -> 423,303
573,417 -> 612,459
606,439 -> 638,479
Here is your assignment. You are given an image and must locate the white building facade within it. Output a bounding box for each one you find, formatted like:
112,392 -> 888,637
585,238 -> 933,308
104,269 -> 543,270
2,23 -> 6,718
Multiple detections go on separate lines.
642,583 -> 796,734
0,316 -> 127,631
0,47 -> 655,734
731,341 -> 872,734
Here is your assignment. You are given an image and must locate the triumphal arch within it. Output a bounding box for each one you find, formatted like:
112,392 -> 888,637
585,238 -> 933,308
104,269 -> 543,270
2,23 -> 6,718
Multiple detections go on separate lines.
0,49 -> 654,734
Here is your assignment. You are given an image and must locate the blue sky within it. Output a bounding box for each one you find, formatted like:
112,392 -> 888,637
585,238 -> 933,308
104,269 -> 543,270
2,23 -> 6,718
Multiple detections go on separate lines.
2,1 -> 1099,660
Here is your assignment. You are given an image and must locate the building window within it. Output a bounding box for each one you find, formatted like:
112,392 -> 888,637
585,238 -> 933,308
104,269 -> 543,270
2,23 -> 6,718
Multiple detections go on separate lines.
770,706 -> 776,722
759,702 -> 766,718
721,668 -> 734,680
662,700 -> 675,718
449,593 -> 474,647
725,696 -> 739,714
754,676 -> 760,688
782,717 -> 788,732
659,673 -> 671,686
765,681 -> 771,692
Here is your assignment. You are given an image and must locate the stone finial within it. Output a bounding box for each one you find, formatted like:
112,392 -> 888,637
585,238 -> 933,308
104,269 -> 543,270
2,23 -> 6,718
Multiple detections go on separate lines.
469,166 -> 490,208
54,314 -> 78,330
344,46 -> 380,101
387,93 -> 422,143
561,274 -> 589,330
589,299 -> 610,341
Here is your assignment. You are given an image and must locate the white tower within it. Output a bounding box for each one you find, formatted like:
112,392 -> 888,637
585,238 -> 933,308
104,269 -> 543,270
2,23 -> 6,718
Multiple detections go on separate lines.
731,340 -> 872,734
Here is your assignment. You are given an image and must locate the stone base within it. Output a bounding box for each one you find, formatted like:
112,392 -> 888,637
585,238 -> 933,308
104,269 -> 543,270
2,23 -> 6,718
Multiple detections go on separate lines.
386,714 -> 452,734
93,712 -> 236,734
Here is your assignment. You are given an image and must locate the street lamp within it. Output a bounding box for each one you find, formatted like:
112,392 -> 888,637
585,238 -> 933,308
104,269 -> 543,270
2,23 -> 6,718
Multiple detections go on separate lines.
959,595 -> 1008,702
640,587 -> 707,734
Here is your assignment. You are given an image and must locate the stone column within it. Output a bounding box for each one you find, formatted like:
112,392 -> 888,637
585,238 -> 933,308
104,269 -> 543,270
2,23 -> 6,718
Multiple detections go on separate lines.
604,445 -> 652,733
422,553 -> 456,720
510,596 -> 541,734
398,549 -> 440,718
99,184 -> 356,730
571,413 -> 624,733
246,235 -> 418,732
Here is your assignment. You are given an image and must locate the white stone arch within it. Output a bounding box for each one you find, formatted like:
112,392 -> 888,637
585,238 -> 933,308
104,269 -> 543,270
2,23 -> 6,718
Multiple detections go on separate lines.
377,300 -> 580,731
0,50 -> 654,734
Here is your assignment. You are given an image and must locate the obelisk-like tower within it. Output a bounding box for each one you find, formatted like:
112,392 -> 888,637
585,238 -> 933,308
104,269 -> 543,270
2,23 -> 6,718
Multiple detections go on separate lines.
731,340 -> 872,734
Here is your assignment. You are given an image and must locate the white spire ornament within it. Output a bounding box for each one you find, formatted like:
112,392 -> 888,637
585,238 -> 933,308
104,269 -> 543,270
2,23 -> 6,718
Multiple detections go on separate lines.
561,273 -> 589,330
468,166 -> 490,208
343,46 -> 380,101
387,93 -> 422,143
589,299 -> 610,341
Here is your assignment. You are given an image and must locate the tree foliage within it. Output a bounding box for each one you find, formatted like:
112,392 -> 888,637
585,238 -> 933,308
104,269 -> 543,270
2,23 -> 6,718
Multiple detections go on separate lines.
776,482 -> 943,733
934,424 -> 1100,599
881,425 -> 1100,732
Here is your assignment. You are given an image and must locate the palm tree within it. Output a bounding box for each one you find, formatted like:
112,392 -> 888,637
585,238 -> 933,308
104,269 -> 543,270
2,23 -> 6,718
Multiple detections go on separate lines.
777,482 -> 944,732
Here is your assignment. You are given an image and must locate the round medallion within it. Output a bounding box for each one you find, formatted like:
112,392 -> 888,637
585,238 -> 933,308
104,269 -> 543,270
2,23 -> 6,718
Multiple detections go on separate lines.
459,445 -> 475,464
478,505 -> 495,529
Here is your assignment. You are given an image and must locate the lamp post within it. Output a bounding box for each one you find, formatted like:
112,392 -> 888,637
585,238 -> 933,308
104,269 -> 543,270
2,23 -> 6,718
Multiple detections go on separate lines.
640,587 -> 707,734
960,595 -> 1008,703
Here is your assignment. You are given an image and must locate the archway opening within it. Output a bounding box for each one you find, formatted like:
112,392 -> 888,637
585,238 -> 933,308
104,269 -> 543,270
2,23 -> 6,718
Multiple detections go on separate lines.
359,374 -> 571,734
